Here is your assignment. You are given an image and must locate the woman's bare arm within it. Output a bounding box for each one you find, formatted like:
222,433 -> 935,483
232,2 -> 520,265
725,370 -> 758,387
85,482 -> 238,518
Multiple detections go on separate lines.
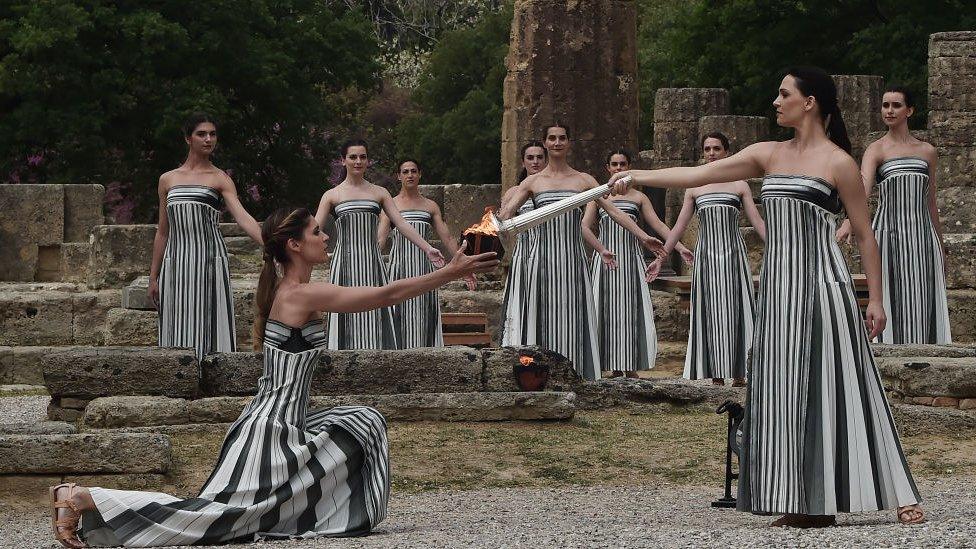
738,181 -> 766,241
609,142 -> 773,192
217,172 -> 262,244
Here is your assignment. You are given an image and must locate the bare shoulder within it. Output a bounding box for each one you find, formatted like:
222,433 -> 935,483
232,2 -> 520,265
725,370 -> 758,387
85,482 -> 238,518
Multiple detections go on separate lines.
579,171 -> 599,188
426,198 -> 443,216
828,148 -> 861,184
919,140 -> 938,162
215,169 -> 236,191
374,184 -> 393,201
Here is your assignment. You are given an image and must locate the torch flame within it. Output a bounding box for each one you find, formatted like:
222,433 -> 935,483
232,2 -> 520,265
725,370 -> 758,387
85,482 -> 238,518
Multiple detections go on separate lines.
519,355 -> 535,366
463,207 -> 499,236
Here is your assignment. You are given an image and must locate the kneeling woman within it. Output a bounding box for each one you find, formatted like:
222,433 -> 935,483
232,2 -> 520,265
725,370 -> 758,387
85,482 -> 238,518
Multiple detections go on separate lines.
49,208 -> 498,548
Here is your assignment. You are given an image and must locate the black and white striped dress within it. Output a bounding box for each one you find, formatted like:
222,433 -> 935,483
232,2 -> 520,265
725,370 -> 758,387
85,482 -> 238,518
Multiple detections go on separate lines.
501,200 -> 538,346
684,193 -> 755,380
738,175 -> 920,516
591,200 -> 656,372
80,319 -> 390,546
873,157 -> 951,344
522,190 -> 600,380
387,209 -> 443,348
157,185 -> 235,360
328,200 -> 397,350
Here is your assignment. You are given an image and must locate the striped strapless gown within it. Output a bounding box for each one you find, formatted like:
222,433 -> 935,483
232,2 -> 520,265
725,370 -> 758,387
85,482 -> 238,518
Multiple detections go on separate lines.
738,175 -> 920,516
501,200 -> 538,346
684,193 -> 754,380
387,209 -> 443,348
522,190 -> 600,380
328,200 -> 397,350
157,185 -> 236,360
591,200 -> 656,372
873,157 -> 951,344
80,319 -> 390,545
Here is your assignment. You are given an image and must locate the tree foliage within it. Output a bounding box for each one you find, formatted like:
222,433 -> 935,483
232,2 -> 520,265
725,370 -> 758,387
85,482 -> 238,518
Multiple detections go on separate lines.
636,0 -> 976,148
393,3 -> 511,185
0,0 -> 379,219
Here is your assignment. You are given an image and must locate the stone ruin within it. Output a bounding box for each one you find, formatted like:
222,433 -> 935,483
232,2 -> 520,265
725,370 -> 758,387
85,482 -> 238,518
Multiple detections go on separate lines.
1,28 -> 975,500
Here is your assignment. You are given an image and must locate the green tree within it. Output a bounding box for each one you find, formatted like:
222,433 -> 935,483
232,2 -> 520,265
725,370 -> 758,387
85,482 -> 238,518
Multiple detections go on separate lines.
0,0 -> 380,219
394,3 -> 511,185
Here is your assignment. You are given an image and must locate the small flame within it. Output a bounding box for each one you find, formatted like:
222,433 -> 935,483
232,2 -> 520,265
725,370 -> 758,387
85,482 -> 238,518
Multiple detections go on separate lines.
463,207 -> 498,236
519,355 -> 535,366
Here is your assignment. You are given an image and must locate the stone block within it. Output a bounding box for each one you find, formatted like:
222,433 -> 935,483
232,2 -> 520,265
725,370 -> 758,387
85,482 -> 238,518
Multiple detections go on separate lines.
928,113 -> 976,147
34,245 -> 62,282
911,396 -> 934,406
0,422 -> 76,435
876,357 -> 976,399
122,276 -> 153,310
84,396 -> 191,429
938,187 -> 976,233
933,396 -> 960,407
0,290 -> 74,346
653,88 -> 729,123
832,75 -> 886,159
575,378 -> 739,410
928,31 -> 976,60
225,236 -> 263,274
87,224 -> 156,288
653,121 -> 701,162
63,184 -> 104,242
872,344 -> 976,358
960,398 -> 976,410
60,242 -> 90,283
948,290 -> 976,342
43,347 -> 199,400
0,433 -> 171,474
891,402 -> 976,436
481,346 -> 582,393
418,185 -> 445,210
71,290 -> 120,345
440,289 -> 504,344
935,145 -> 976,189
63,473 -> 168,493
698,115 -> 770,152
0,475 -> 63,501
441,184 -> 502,236
102,308 -> 157,346
47,403 -> 83,422
309,391 -> 576,421
943,233 -> 976,289
188,396 -> 251,424
650,290 -> 689,342
0,184 -> 65,281
0,346 -> 54,385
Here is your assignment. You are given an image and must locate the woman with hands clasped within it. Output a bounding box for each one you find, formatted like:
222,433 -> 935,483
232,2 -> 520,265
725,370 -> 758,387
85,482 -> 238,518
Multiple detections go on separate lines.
608,67 -> 923,528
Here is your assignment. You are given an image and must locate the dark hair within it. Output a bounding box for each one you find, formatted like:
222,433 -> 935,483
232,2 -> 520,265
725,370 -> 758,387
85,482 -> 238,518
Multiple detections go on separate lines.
518,140 -> 547,182
340,138 -> 368,158
883,85 -> 916,109
786,66 -> 852,154
397,158 -> 422,173
182,112 -> 216,138
699,132 -> 731,152
253,207 -> 312,349
604,148 -> 632,166
542,122 -> 571,140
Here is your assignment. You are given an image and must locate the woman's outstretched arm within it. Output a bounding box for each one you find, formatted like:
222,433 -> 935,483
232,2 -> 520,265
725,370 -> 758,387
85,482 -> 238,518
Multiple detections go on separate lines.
609,141 -> 773,193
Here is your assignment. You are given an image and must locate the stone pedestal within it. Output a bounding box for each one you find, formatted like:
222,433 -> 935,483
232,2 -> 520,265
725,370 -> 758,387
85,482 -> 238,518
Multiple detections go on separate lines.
501,0 -> 639,190
832,75 -> 885,160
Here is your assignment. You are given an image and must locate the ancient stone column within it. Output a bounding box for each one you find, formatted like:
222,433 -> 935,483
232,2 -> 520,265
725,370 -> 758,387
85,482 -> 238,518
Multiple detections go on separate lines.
832,75 -> 886,160
501,0 -> 639,191
929,31 -> 976,234
653,88 -> 729,163
698,115 -> 770,152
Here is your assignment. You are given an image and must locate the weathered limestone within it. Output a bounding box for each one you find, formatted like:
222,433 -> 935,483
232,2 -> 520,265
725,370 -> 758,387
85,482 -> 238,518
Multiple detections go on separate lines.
944,233 -> 976,289
576,378 -> 739,410
0,422 -> 76,435
43,347 -> 199,401
949,290 -> 976,342
102,308 -> 157,346
63,184 -> 106,242
0,433 -> 171,474
877,357 -> 976,399
698,115 -> 769,152
481,346 -> 582,393
0,184 -> 65,281
872,344 -> 976,358
890,403 -> 976,436
59,242 -> 91,283
441,184 -> 502,236
654,88 -> 729,162
501,0 -> 639,189
84,392 -> 577,427
832,75 -> 885,159
87,224 -> 156,289
929,32 -> 976,238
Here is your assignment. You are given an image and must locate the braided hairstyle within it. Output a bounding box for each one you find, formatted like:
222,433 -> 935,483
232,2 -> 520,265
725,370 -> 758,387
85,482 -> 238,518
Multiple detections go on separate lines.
253,207 -> 312,349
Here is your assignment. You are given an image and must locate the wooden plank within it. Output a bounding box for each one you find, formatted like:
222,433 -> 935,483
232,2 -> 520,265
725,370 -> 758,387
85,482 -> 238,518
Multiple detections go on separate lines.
442,313 -> 488,325
443,332 -> 492,345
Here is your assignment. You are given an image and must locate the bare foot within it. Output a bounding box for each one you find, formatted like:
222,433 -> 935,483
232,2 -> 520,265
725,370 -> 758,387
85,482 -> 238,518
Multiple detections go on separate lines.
770,514 -> 835,528
898,504 -> 925,524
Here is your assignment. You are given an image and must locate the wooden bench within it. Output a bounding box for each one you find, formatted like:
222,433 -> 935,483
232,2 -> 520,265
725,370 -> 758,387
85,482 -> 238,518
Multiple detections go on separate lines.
441,312 -> 492,346
650,274 -> 870,310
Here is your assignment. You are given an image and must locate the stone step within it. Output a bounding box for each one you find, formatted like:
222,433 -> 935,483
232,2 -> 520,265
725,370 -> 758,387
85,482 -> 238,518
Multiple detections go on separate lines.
0,421 -> 76,435
82,391 -> 576,428
0,432 -> 172,474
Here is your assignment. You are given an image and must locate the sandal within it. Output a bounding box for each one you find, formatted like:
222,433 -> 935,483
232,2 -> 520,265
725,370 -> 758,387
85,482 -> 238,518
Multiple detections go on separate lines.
50,483 -> 85,548
770,514 -> 835,528
898,505 -> 925,525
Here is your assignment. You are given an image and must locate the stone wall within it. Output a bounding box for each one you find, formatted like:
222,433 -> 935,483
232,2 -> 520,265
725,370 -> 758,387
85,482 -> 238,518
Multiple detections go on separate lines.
832,75 -> 886,160
0,184 -> 103,282
928,31 -> 976,233
501,0 -> 639,190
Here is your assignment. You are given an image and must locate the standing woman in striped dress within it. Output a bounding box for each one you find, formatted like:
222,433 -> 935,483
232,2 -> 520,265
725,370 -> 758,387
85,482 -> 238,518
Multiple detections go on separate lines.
500,141 -> 547,346
48,208 -> 499,548
610,67 -> 923,526
582,149 -> 693,378
650,133 -> 765,386
498,124 -> 664,381
378,159 -> 471,348
148,112 -> 263,360
314,140 -> 446,350
835,86 -> 951,344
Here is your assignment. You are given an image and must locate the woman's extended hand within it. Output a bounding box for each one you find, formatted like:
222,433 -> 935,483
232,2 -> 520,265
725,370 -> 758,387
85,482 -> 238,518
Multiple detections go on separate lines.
640,234 -> 665,257
148,277 -> 160,310
607,171 -> 634,195
678,247 -> 694,265
600,249 -> 618,270
427,247 -> 447,268
446,241 -> 499,279
645,256 -> 664,282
